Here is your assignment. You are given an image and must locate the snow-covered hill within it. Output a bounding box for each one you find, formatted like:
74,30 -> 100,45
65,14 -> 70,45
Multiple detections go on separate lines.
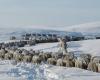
65,22 -> 100,32
1,21 -> 100,42
63,21 -> 100,36
48,21 -> 100,36
0,27 -> 83,42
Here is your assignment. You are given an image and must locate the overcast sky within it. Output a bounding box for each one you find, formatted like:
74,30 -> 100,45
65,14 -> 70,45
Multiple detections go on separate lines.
0,0 -> 100,27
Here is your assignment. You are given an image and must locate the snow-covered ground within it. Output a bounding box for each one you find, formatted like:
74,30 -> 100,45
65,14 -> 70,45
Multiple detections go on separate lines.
0,60 -> 46,80
0,60 -> 100,80
68,39 -> 100,56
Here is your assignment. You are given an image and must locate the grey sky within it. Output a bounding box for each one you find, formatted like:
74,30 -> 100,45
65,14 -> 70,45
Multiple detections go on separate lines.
0,0 -> 100,27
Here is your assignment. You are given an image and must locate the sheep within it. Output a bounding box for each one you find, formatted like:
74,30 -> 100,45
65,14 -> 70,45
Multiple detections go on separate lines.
14,54 -> 23,62
47,58 -> 57,65
97,63 -> 100,72
7,48 -> 16,54
39,53 -> 46,62
32,55 -> 41,64
23,55 -> 33,63
13,51 -> 23,62
51,53 -> 58,59
63,59 -> 75,67
63,52 -> 74,60
75,57 -> 88,69
87,61 -> 98,72
87,56 -> 100,72
3,47 -> 17,60
5,52 -> 13,60
22,50 -> 34,62
56,58 -> 63,66
45,52 -> 52,59
20,49 -> 33,63
80,53 -> 91,64
75,54 -> 92,69
0,48 -> 7,59
75,58 -> 83,68
39,52 -> 52,62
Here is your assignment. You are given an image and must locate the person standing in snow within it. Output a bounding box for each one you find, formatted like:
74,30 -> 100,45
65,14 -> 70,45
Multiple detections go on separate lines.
58,36 -> 68,55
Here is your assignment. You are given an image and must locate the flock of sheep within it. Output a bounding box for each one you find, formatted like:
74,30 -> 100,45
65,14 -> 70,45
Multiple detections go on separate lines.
0,46 -> 100,73
0,34 -> 100,73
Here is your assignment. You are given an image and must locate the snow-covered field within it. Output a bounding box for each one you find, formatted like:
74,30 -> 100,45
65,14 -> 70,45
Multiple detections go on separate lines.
0,59 -> 100,80
0,22 -> 100,80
